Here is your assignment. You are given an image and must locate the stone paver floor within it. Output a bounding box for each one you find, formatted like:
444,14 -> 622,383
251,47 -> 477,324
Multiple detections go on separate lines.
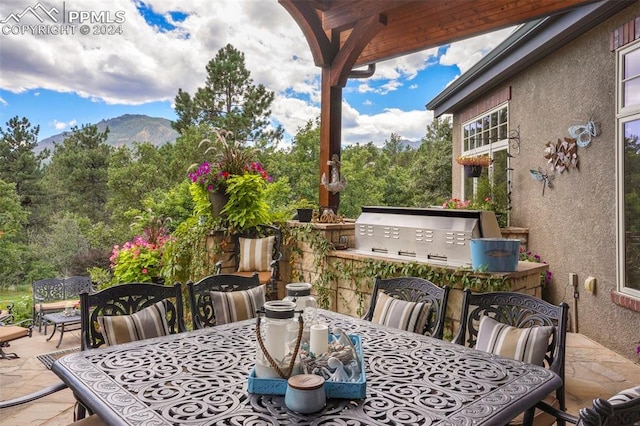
0,329 -> 639,425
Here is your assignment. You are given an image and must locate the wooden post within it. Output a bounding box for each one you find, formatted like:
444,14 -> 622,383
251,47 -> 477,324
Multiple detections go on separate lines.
319,67 -> 342,210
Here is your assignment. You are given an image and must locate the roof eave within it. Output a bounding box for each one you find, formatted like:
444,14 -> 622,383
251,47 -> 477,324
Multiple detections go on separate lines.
426,0 -> 636,117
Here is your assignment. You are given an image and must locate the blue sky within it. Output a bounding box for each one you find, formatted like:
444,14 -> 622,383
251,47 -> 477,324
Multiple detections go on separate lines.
0,0 -> 513,145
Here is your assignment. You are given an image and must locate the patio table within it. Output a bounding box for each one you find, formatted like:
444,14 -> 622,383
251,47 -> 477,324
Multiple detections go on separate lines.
51,310 -> 560,425
42,311 -> 81,349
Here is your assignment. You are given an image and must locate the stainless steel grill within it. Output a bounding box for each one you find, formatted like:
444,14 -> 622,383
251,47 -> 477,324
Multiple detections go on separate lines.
353,206 -> 502,267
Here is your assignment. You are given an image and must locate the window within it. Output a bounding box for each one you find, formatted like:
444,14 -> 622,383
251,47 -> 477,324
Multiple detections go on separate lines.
617,41 -> 640,297
461,104 -> 510,227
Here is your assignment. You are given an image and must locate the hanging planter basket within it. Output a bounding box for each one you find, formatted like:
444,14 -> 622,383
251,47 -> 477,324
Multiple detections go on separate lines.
464,164 -> 483,178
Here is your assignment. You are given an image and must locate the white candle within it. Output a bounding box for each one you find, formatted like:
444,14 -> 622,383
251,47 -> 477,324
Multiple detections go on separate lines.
309,323 -> 329,356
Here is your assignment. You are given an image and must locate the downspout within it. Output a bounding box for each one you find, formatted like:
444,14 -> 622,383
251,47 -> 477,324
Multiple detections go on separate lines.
349,64 -> 376,79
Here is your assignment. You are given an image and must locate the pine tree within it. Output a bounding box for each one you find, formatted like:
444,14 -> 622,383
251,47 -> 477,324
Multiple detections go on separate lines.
173,44 -> 283,145
0,116 -> 49,230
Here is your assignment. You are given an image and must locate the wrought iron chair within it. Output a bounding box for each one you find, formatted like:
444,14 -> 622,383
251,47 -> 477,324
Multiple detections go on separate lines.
32,278 -> 65,332
363,276 -> 451,339
0,302 -> 71,416
0,303 -> 33,360
80,282 -> 186,351
454,289 -> 569,426
215,224 -> 282,300
538,385 -> 640,426
187,273 -> 261,329
0,302 -> 14,325
32,276 -> 94,333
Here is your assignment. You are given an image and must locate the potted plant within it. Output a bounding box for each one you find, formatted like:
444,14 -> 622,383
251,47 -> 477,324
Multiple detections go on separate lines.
456,155 -> 492,178
295,198 -> 317,223
223,170 -> 272,232
188,130 -> 266,218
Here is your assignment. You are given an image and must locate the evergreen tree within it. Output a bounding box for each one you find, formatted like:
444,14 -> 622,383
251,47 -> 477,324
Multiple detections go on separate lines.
380,133 -> 415,207
44,124 -> 112,223
340,142 -> 386,218
173,44 -> 283,145
409,117 -> 453,207
0,116 -> 49,230
269,118 -> 320,203
0,179 -> 29,287
107,142 -> 170,221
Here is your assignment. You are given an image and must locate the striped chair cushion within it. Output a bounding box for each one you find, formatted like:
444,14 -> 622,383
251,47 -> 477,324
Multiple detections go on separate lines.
97,300 -> 169,346
608,385 -> 640,405
210,285 -> 266,325
371,292 -> 431,334
237,236 -> 274,272
475,315 -> 553,366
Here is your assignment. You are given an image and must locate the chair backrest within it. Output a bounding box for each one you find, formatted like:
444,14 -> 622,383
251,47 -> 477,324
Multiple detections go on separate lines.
80,282 -> 185,350
187,273 -> 260,330
232,224 -> 282,274
32,278 -> 65,303
363,276 -> 451,339
63,276 -> 94,298
592,385 -> 640,426
454,289 -> 569,411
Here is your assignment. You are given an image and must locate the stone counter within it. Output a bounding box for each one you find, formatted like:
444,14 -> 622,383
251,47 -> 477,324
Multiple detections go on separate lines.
280,221 -> 547,339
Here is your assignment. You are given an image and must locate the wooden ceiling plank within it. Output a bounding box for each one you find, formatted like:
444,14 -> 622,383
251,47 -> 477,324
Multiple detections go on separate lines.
322,0 -> 415,31
351,0 -> 595,65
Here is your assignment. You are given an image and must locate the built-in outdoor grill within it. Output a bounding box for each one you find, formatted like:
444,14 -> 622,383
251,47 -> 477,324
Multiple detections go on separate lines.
353,206 -> 502,268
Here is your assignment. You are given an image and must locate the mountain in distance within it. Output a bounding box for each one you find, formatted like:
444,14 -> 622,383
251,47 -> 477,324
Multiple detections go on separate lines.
399,139 -> 421,150
37,114 -> 179,153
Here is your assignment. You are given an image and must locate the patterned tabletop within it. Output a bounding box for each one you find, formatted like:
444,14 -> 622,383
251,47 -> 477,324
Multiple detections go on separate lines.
53,311 -> 560,425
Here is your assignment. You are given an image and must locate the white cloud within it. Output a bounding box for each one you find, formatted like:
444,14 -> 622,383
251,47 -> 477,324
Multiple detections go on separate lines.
342,102 -> 433,147
0,0 -> 511,146
439,27 -> 515,74
52,119 -> 77,130
0,96 -> 6,106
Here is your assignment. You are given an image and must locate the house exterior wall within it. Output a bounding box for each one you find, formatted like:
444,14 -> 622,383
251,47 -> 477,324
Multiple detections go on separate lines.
451,2 -> 640,360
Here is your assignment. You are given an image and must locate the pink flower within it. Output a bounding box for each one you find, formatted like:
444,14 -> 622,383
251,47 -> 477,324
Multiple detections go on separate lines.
142,268 -> 148,275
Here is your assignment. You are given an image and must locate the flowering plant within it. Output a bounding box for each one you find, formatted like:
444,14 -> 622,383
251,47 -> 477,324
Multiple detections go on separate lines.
110,230 -> 171,283
188,131 -> 271,194
189,162 -> 231,193
519,246 -> 553,286
456,155 -> 492,167
442,196 -> 497,211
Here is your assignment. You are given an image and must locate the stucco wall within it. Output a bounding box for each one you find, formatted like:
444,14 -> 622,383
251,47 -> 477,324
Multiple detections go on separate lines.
452,3 -> 640,360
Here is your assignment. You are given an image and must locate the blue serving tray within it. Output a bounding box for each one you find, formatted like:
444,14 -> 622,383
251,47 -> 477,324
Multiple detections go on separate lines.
247,334 -> 366,399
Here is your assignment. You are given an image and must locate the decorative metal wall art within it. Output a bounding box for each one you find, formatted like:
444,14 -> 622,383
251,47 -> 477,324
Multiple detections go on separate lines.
531,116 -> 598,196
568,119 -> 599,147
322,154 -> 347,194
530,167 -> 555,196
544,137 -> 579,174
